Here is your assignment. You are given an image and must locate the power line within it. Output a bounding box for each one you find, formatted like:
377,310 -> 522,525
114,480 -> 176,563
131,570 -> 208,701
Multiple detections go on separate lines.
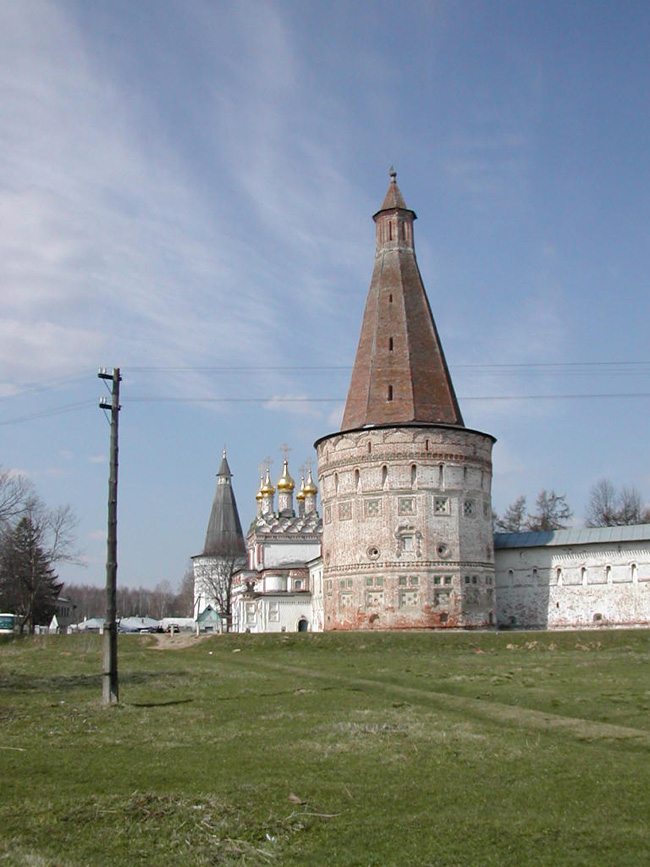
0,400 -> 96,426
122,392 -> 650,404
3,391 -> 650,426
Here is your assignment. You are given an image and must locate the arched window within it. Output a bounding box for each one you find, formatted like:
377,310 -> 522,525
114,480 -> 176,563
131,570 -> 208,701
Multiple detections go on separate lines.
355,469 -> 361,492
382,465 -> 388,488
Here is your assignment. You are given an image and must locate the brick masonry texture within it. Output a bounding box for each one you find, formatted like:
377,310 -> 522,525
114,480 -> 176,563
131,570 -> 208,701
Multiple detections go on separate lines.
341,177 -> 463,430
318,173 -> 496,630
316,425 -> 496,630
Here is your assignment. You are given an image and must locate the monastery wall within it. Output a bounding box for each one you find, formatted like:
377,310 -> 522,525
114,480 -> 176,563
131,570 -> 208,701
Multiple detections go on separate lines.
495,538 -> 650,629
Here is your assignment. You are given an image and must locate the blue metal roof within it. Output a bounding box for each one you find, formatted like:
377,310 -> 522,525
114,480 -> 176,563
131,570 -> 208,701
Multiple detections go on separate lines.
494,524 -> 650,549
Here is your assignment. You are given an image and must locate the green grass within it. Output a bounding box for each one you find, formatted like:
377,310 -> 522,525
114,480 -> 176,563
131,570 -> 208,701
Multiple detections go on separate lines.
1,629 -> 649,865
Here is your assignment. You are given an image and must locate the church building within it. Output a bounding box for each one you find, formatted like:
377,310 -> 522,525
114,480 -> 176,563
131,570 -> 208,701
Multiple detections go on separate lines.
192,171 -> 650,633
192,450 -> 247,630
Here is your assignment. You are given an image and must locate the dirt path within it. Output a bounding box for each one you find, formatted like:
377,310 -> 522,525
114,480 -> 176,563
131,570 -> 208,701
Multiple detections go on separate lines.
146,632 -> 208,650
240,657 -> 650,748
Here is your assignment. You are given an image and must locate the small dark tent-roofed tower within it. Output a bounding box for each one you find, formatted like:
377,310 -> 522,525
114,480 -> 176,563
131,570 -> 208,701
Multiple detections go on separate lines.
193,449 -> 246,623
202,449 -> 246,557
316,170 -> 496,631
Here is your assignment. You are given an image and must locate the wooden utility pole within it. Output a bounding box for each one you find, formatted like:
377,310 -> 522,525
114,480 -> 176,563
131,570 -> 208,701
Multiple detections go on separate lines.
99,368 -> 121,705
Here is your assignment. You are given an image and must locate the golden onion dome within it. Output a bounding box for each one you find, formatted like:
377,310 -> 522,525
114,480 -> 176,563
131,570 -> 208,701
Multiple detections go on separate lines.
296,476 -> 306,501
260,468 -> 275,496
255,475 -> 264,501
276,459 -> 295,492
303,469 -> 318,495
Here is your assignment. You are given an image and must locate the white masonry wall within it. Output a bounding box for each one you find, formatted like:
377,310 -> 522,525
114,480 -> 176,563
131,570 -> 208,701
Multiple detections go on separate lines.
262,541 -> 322,569
234,594 -> 313,633
495,538 -> 650,629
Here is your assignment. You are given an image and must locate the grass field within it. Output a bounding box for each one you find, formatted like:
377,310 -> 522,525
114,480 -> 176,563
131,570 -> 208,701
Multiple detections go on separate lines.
1,629 -> 649,866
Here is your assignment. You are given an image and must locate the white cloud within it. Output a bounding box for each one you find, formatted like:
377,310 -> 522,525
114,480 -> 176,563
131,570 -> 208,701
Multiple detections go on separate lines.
263,394 -> 324,418
0,0 -> 372,410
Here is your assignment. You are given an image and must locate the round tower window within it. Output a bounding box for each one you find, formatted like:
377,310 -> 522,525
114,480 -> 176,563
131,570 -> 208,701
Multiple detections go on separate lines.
436,544 -> 450,559
367,546 -> 380,560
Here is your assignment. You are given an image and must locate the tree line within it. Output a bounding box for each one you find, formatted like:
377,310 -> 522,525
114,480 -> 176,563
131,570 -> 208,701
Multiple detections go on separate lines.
1,466 -> 194,631
0,467 -> 79,633
65,572 -> 194,622
495,480 -> 650,533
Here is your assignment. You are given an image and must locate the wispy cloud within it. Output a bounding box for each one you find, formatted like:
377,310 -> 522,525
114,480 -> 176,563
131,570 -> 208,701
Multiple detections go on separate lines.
263,394 -> 324,418
0,0 -> 373,409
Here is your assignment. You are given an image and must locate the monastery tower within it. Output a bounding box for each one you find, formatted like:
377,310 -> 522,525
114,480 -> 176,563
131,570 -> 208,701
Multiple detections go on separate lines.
192,449 -> 247,623
315,171 -> 496,629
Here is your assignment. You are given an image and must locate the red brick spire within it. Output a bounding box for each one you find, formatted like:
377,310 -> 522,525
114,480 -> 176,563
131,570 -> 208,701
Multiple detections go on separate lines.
341,170 -> 464,430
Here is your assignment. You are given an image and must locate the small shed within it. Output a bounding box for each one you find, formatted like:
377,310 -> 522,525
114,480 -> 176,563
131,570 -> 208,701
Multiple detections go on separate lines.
196,605 -> 220,633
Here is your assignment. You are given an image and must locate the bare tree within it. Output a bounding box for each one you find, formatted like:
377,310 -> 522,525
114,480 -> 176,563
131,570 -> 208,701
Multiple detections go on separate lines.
618,487 -> 650,525
194,545 -> 246,632
173,566 -> 195,617
585,479 -> 650,527
526,489 -> 572,532
495,496 -> 527,532
66,583 -> 105,621
0,467 -> 32,529
585,479 -> 618,527
151,580 -> 173,620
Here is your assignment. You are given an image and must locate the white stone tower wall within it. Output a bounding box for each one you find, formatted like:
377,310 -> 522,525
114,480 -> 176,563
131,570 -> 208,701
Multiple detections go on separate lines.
316,425 -> 495,630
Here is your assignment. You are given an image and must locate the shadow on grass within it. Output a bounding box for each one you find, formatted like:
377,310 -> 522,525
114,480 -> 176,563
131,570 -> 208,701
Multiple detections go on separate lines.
128,697 -> 194,708
0,670 -> 186,693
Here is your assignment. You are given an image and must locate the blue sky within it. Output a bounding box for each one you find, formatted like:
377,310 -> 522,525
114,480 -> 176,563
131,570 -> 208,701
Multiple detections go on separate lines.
2,0 -> 650,591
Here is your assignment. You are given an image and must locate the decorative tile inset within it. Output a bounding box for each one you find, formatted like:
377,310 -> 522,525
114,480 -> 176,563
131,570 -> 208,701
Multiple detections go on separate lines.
398,497 -> 416,516
365,499 -> 381,517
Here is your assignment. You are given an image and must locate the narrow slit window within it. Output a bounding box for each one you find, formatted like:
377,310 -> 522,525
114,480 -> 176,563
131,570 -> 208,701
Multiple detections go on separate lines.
389,337 -> 393,352
387,385 -> 393,401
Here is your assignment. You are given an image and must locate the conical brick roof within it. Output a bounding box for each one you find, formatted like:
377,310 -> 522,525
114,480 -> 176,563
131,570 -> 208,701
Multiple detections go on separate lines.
341,171 -> 463,430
